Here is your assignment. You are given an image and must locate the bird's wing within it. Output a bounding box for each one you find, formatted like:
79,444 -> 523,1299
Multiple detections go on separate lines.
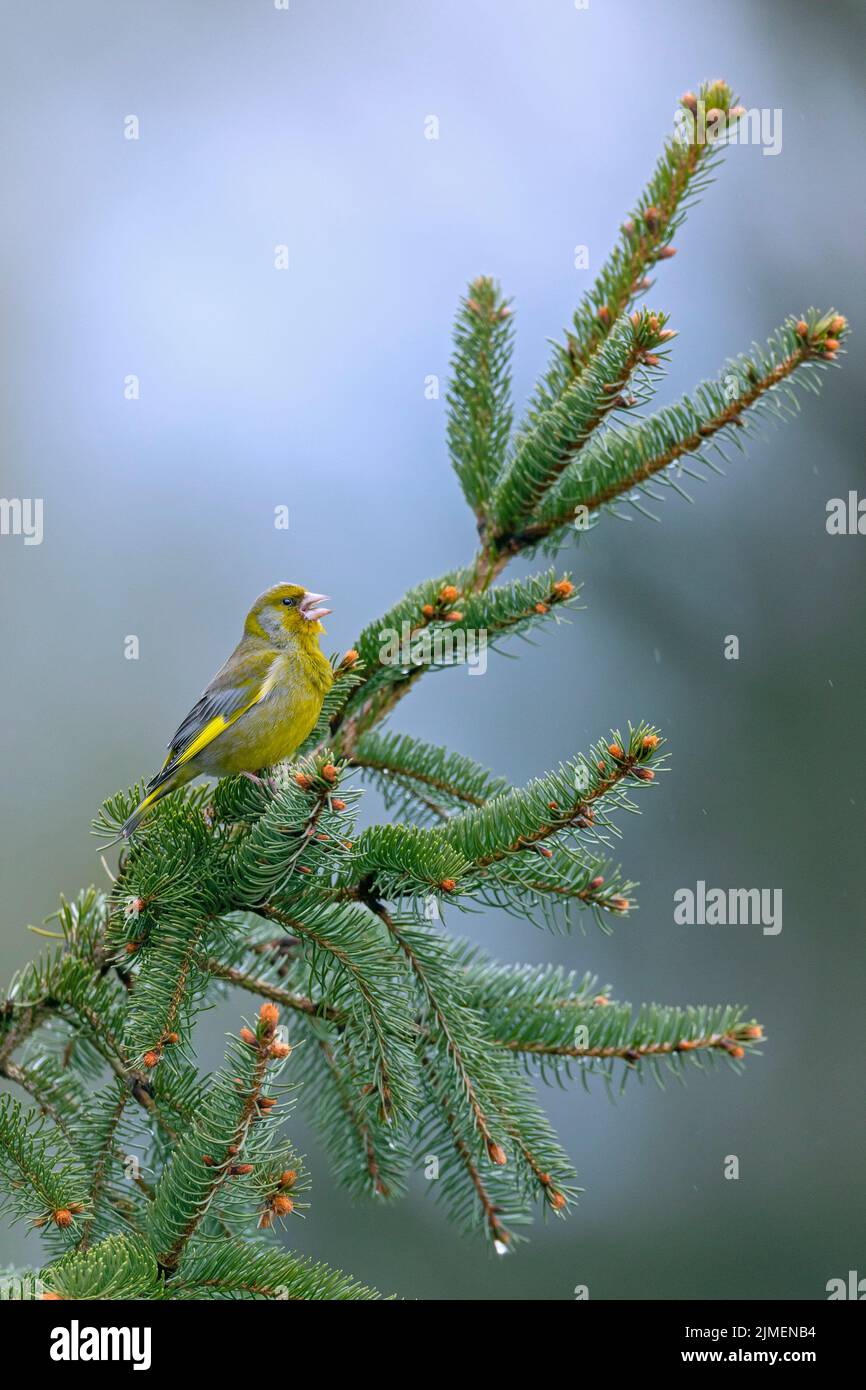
147,646 -> 280,790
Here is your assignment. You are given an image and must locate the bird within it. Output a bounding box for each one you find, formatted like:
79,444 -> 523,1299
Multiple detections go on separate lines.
122,583 -> 334,838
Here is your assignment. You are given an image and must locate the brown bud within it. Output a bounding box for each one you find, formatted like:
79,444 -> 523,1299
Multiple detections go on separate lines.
644,206 -> 659,230
279,1169 -> 298,1188
824,337 -> 840,351
829,316 -> 846,334
589,875 -> 605,889
321,763 -> 338,783
728,1044 -> 746,1060
259,1209 -> 274,1229
552,579 -> 574,598
163,1032 -> 179,1045
142,1050 -> 160,1069
259,1002 -> 280,1029
421,603 -> 435,618
239,1027 -> 257,1047
795,320 -> 809,337
607,743 -> 624,759
549,1190 -> 567,1211
486,1141 -> 507,1166
597,305 -> 610,324
740,1025 -> 763,1040
657,246 -> 677,259
53,1209 -> 73,1229
269,1041 -> 291,1059
593,994 -> 609,1006
635,768 -> 655,781
610,896 -> 630,911
534,602 -> 548,615
272,1194 -> 294,1216
331,798 -> 347,811
294,772 -> 312,789
642,353 -> 661,367
538,846 -> 553,858
439,585 -> 459,603
681,91 -> 698,112
642,733 -> 660,750
202,1154 -> 215,1166
342,648 -> 359,666
231,1164 -> 254,1176
440,878 -> 456,892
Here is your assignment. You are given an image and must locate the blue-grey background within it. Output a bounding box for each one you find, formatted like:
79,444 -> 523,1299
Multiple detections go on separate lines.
1,0 -> 864,1299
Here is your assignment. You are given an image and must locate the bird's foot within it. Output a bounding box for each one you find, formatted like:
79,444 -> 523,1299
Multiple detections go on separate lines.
241,770 -> 280,795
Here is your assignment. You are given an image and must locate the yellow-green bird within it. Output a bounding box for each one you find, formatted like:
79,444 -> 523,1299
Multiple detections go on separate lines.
122,583 -> 334,838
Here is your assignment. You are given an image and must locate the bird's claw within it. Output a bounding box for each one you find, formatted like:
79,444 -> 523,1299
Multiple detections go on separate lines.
240,771 -> 280,796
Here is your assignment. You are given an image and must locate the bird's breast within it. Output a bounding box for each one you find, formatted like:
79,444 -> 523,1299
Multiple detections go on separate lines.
197,661 -> 325,775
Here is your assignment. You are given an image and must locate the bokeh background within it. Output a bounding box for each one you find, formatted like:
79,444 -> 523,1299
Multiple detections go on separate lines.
1,0 -> 864,1300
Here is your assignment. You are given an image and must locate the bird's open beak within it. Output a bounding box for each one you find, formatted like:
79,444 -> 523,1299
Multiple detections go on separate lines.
300,591 -> 332,621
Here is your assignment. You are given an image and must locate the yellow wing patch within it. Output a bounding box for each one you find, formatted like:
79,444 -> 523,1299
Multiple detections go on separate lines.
161,664 -> 282,773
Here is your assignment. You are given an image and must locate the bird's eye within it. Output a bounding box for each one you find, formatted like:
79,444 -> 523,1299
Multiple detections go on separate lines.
282,597 -> 297,607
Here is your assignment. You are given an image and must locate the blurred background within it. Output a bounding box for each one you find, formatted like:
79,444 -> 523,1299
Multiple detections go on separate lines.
1,0 -> 864,1299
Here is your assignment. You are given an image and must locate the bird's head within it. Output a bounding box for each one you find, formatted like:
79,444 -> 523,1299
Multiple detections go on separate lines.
244,583 -> 332,648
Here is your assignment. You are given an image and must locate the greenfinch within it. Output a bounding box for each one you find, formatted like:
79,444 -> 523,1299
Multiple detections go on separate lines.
122,583 -> 334,838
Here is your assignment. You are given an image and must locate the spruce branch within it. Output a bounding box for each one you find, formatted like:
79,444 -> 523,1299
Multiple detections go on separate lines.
447,276 -> 515,520
496,1001 -> 764,1090
0,1095 -> 90,1240
419,1049 -> 515,1251
334,570 -> 579,752
513,312 -> 849,551
366,900 -> 507,1159
201,954 -> 343,1023
167,1237 -> 381,1301
146,1002 -> 291,1272
255,896 -> 421,1125
489,308 -> 672,534
40,1234 -> 162,1301
299,1034 -> 409,1201
350,729 -> 509,823
530,80 -> 743,399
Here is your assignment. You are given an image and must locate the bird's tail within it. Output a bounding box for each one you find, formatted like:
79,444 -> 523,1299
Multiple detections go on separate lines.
122,782 -> 173,839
